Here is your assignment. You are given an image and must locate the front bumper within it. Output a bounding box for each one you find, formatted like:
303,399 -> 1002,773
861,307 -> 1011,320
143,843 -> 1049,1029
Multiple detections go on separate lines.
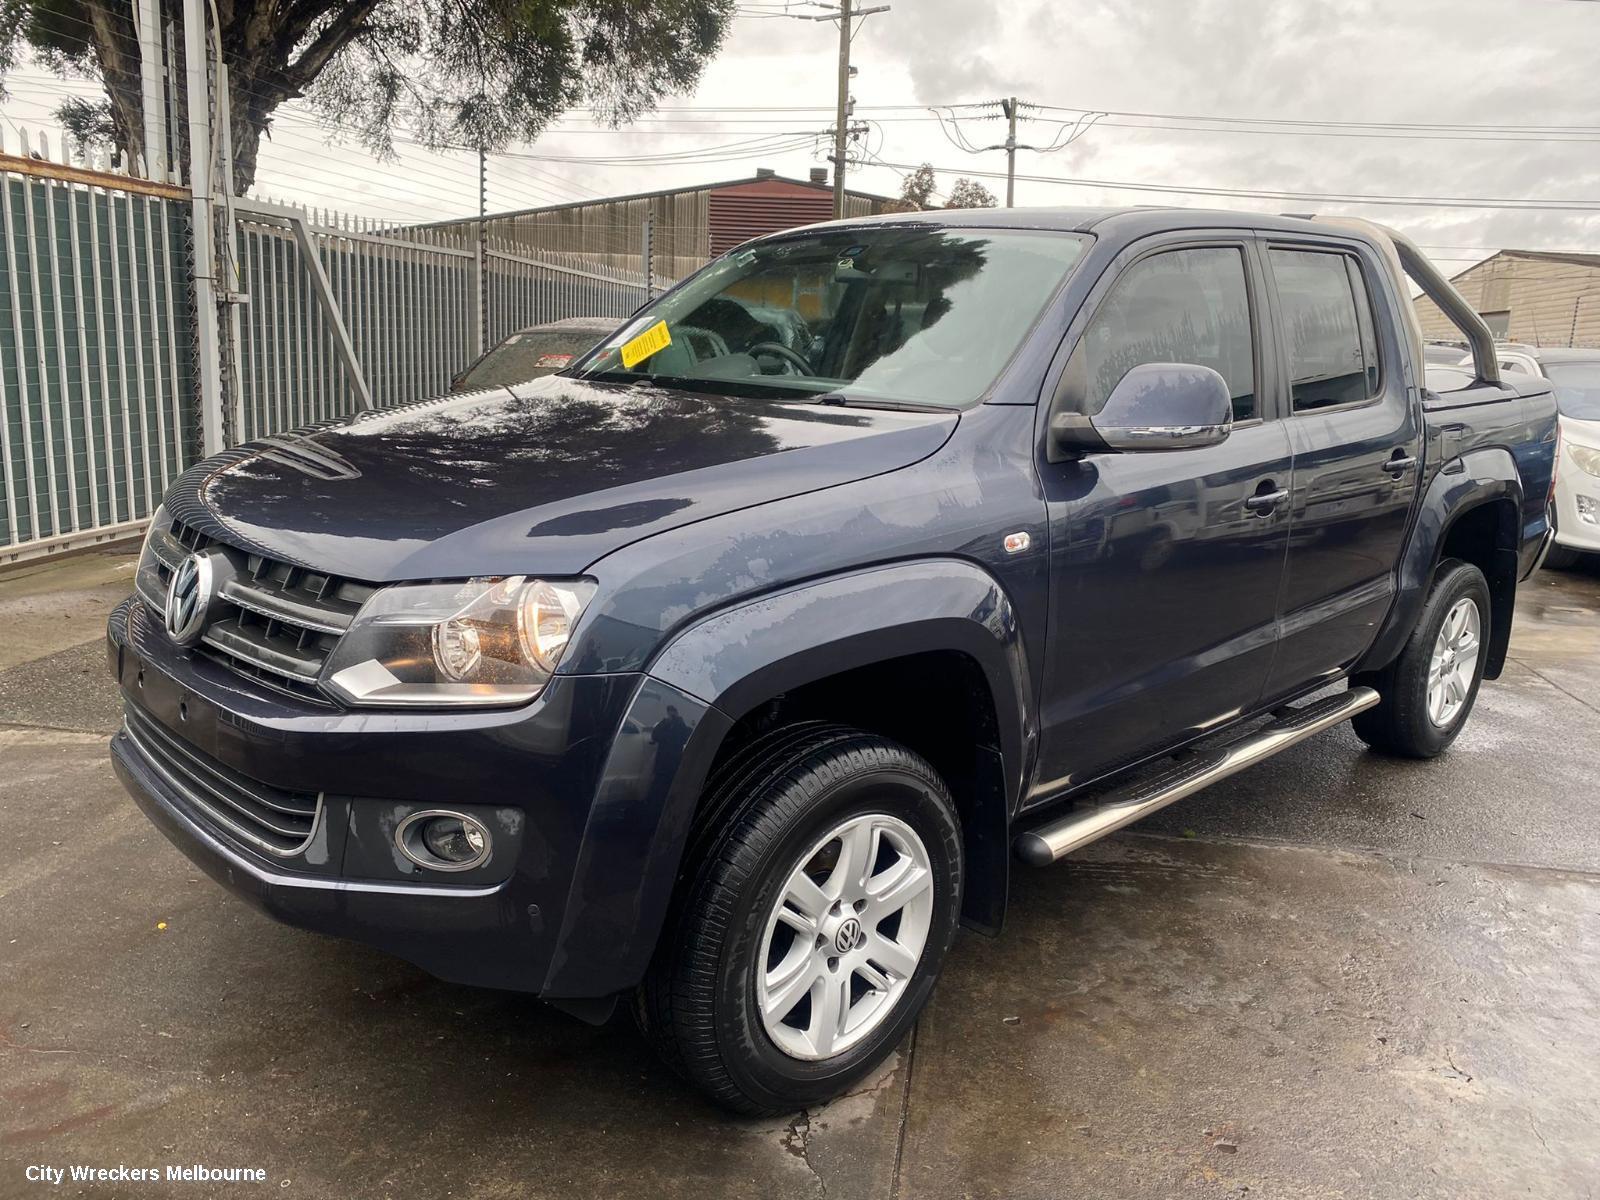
111,731 -> 525,979
107,595 -> 721,996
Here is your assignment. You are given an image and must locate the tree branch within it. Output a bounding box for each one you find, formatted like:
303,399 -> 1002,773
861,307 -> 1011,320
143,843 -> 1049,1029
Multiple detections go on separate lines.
280,0 -> 380,94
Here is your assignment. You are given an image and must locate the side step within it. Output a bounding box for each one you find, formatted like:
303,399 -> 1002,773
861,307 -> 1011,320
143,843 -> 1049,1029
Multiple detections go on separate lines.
1013,687 -> 1381,867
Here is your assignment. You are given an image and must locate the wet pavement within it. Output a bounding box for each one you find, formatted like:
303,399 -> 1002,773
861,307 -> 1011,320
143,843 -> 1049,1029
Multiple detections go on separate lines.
2,547 -> 1598,1198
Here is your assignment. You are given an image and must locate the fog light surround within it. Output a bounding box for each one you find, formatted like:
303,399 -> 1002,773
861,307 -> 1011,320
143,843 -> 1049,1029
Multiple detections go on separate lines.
396,810 -> 493,873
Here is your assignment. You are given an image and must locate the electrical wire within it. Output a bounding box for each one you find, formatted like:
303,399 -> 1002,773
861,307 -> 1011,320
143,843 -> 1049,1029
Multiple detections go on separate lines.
863,157 -> 1600,213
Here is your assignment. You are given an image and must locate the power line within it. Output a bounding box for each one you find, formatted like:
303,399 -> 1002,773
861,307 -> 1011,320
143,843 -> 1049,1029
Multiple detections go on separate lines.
1031,100 -> 1600,136
864,157 -> 1600,213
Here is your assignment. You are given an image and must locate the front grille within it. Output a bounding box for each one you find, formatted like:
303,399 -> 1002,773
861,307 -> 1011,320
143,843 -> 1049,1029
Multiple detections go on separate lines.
123,707 -> 323,857
137,518 -> 375,703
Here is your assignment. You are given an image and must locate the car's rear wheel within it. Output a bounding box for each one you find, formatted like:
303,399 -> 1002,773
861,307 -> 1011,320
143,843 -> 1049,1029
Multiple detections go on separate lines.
1352,558 -> 1490,758
639,723 -> 962,1115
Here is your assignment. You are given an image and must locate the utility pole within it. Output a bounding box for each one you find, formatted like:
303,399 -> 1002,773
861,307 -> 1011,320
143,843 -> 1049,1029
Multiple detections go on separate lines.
831,0 -> 851,219
797,1 -> 889,219
950,100 -> 1097,208
1000,96 -> 1018,208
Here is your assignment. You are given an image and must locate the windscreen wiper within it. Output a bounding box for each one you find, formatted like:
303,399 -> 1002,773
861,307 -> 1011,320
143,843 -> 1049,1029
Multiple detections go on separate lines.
815,394 -> 953,413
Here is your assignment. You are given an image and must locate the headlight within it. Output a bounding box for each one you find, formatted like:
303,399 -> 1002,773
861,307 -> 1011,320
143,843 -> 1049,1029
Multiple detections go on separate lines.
134,505 -> 174,610
1569,444 -> 1600,479
320,576 -> 595,707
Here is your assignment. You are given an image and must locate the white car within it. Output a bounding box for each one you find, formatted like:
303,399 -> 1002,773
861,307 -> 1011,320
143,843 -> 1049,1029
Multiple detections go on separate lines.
1457,346 -> 1600,568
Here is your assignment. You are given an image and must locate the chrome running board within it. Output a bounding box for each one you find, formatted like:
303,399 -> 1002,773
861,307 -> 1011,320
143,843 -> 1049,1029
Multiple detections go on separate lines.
1013,687 -> 1381,867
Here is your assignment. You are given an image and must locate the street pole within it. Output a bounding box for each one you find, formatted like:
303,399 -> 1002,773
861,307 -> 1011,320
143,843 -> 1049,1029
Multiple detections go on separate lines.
1001,96 -> 1018,208
133,0 -> 166,178
831,0 -> 852,219
642,209 -> 655,299
182,0 -> 224,455
475,144 -> 487,355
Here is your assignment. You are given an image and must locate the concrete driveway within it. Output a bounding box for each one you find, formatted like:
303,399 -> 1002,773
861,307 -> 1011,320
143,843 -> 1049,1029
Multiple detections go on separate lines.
3,548 -> 1597,1198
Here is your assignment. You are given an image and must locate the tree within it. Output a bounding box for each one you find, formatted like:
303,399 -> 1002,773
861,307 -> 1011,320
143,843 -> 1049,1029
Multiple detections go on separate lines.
2,0 -> 735,194
945,177 -> 996,210
888,162 -> 938,212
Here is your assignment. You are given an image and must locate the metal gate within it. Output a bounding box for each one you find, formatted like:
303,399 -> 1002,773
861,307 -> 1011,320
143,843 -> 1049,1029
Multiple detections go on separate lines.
230,202 -> 652,443
0,133 -> 196,562
1,146 -> 656,563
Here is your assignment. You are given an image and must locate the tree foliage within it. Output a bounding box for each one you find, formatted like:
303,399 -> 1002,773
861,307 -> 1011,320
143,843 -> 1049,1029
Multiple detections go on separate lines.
886,162 -> 998,212
945,176 -> 996,209
1,0 -> 735,193
891,162 -> 937,211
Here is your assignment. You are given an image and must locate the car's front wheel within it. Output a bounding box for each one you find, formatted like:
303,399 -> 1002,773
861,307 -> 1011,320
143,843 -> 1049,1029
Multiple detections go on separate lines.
639,724 -> 963,1115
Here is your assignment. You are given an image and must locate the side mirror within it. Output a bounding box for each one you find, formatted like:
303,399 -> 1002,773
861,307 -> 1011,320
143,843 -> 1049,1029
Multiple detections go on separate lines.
1051,362 -> 1233,455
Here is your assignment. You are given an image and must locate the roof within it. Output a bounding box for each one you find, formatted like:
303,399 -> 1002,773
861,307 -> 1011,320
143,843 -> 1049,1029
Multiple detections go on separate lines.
411,172 -> 897,231
739,204 -> 1381,241
1446,248 -> 1600,285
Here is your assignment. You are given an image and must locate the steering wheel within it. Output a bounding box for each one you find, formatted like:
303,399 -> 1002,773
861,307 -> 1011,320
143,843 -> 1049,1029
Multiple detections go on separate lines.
748,341 -> 814,376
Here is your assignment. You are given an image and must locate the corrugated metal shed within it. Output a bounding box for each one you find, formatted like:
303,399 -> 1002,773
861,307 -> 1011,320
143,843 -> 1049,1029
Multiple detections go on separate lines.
1414,249 -> 1600,348
707,177 -> 876,254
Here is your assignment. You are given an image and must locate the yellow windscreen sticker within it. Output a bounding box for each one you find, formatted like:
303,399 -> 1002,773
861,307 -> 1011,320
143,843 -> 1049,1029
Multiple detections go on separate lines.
620,320 -> 672,369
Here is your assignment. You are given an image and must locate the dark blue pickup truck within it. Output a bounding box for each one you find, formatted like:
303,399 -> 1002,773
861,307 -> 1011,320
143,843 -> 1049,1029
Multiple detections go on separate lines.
108,207 -> 1558,1114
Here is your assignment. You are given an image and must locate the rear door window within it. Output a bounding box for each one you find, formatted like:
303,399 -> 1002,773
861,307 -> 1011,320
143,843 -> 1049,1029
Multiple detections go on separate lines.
1270,248 -> 1382,411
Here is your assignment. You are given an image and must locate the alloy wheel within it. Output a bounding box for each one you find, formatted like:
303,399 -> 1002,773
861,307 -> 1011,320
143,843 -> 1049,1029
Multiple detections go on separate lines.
1427,596 -> 1481,728
755,812 -> 935,1061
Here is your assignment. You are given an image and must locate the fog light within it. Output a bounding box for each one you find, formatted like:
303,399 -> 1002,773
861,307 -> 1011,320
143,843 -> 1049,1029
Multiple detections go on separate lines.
396,810 -> 492,872
1578,494 -> 1597,526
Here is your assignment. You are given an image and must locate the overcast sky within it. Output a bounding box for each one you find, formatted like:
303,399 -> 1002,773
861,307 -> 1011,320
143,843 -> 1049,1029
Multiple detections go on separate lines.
6,0 -> 1600,274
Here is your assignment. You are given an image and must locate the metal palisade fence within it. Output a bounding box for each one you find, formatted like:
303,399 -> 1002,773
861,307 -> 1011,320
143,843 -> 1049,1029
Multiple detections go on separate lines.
229,204 -> 654,442
1,141 -> 656,563
0,129 -> 197,560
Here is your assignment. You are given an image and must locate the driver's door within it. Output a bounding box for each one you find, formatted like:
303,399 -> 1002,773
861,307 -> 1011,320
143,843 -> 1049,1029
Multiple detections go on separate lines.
1029,236 -> 1294,803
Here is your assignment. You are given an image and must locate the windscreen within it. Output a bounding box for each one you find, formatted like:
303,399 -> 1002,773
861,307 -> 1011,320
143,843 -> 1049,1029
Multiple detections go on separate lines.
456,329 -> 609,391
573,226 -> 1087,408
1542,360 -> 1600,421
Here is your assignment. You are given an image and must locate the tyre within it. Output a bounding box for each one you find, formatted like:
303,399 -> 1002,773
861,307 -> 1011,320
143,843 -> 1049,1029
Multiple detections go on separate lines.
639,723 -> 963,1115
1352,558 -> 1490,758
1543,543 -> 1584,571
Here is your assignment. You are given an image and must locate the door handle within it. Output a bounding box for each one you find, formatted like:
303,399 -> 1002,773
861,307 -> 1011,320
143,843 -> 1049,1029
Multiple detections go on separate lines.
1382,454 -> 1418,477
1244,488 -> 1289,514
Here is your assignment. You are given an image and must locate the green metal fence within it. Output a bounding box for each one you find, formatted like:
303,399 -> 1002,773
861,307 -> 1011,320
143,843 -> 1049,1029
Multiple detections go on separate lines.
1,142 -> 656,563
0,136 -> 196,561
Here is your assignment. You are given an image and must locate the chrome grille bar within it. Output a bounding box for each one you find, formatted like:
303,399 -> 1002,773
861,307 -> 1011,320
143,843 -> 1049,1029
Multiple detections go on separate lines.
136,516 -> 373,702
123,708 -> 322,857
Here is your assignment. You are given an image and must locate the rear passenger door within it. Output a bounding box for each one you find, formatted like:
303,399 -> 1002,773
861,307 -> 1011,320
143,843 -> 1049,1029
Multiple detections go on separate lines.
1033,235 -> 1294,800
1260,241 -> 1423,702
